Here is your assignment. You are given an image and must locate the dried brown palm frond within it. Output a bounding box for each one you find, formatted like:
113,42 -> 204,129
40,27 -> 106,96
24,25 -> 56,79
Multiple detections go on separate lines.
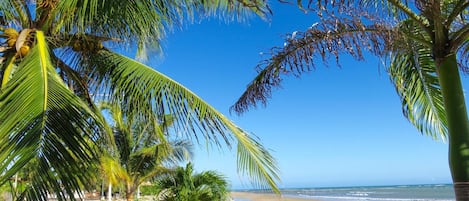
232,0 -> 468,141
231,15 -> 398,114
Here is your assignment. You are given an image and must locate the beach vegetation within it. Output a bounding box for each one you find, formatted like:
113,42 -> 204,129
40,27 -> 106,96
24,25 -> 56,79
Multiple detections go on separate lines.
0,0 -> 280,200
99,102 -> 192,201
155,162 -> 230,201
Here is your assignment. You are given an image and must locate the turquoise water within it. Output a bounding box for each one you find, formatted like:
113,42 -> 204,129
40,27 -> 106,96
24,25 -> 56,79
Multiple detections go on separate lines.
282,184 -> 455,201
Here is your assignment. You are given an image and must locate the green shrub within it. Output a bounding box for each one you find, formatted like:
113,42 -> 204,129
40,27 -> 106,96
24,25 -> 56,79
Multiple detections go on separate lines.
140,184 -> 160,196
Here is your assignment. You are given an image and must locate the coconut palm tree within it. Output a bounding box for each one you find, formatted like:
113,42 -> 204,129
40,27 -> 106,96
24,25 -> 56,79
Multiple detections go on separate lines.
231,0 -> 468,199
0,0 -> 280,200
156,162 -> 230,201
100,102 -> 193,201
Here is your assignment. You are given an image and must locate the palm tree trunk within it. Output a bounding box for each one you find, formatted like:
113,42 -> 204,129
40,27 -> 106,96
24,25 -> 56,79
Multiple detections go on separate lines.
137,185 -> 140,200
437,54 -> 469,200
126,183 -> 135,201
107,182 -> 112,201
126,193 -> 134,201
11,173 -> 18,200
101,180 -> 105,200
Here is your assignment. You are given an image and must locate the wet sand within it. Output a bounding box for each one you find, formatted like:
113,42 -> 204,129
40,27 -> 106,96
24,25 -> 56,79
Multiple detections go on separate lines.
230,192 -> 321,201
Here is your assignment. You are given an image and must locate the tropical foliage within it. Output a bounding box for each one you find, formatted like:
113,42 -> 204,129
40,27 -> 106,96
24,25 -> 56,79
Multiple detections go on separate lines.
99,102 -> 193,201
231,0 -> 468,199
156,162 -> 230,201
0,0 -> 280,200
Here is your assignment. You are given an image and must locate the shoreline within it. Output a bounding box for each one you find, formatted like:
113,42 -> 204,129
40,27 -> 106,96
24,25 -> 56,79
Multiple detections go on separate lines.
230,191 -> 321,201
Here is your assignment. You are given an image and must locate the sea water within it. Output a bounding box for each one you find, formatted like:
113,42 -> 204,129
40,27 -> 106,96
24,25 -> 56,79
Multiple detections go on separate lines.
280,184 -> 455,201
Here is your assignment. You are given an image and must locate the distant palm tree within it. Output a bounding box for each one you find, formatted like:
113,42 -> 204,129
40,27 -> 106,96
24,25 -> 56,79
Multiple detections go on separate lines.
156,163 -> 230,201
100,102 -> 193,201
232,0 -> 468,199
0,0 -> 279,200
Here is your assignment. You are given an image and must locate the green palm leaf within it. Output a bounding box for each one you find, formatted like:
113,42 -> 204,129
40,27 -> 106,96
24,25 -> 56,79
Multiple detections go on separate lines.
52,0 -> 270,58
99,100 -> 195,199
129,140 -> 192,180
193,170 -> 229,200
157,162 -> 230,201
91,50 -> 280,192
386,18 -> 448,140
388,45 -> 447,140
0,0 -> 30,27
0,1 -> 18,25
0,31 -> 103,200
126,146 -> 189,198
54,0 -> 270,32
100,155 -> 129,185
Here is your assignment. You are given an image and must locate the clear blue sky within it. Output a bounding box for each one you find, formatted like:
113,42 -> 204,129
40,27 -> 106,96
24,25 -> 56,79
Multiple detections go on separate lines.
141,2 -> 466,189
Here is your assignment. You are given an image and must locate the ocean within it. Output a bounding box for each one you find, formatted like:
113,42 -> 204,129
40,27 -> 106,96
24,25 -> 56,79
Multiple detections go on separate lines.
281,184 -> 455,201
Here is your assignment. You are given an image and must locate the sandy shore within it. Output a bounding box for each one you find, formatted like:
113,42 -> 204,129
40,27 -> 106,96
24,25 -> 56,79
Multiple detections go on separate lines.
230,192 -> 321,201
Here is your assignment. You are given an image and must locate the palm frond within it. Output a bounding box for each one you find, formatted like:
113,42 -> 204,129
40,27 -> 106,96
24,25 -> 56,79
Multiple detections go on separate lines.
388,43 -> 447,140
452,18 -> 469,53
99,100 -> 193,197
157,162 -> 230,200
86,50 -> 280,192
138,166 -> 173,185
54,0 -> 164,53
0,1 -> 19,26
1,55 -> 17,88
445,0 -> 469,27
0,31 -> 103,200
0,0 -> 29,28
296,0 -> 435,36
193,171 -> 229,200
129,141 -> 192,179
53,55 -> 93,105
231,18 -> 395,114
236,132 -> 280,192
296,0 -> 405,18
100,155 -> 129,185
52,0 -> 270,58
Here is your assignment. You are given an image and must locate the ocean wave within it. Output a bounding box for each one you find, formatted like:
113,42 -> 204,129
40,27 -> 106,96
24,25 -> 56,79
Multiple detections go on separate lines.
280,184 -> 454,201
300,195 -> 454,201
346,191 -> 373,196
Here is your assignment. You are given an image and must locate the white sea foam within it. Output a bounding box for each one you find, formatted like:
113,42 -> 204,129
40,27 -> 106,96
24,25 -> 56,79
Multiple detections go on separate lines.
281,184 -> 455,201
346,191 -> 371,196
306,195 -> 454,201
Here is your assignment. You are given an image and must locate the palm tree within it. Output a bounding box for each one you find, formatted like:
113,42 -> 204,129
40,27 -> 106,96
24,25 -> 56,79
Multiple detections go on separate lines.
231,0 -> 468,199
0,0 -> 280,200
100,102 -> 193,201
156,162 -> 230,201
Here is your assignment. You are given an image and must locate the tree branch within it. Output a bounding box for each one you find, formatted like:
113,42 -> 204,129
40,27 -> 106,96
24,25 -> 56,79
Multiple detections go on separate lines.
19,0 -> 32,27
445,1 -> 469,28
11,0 -> 28,27
35,0 -> 60,31
452,24 -> 469,52
387,0 -> 432,34
51,54 -> 94,106
401,31 -> 433,47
